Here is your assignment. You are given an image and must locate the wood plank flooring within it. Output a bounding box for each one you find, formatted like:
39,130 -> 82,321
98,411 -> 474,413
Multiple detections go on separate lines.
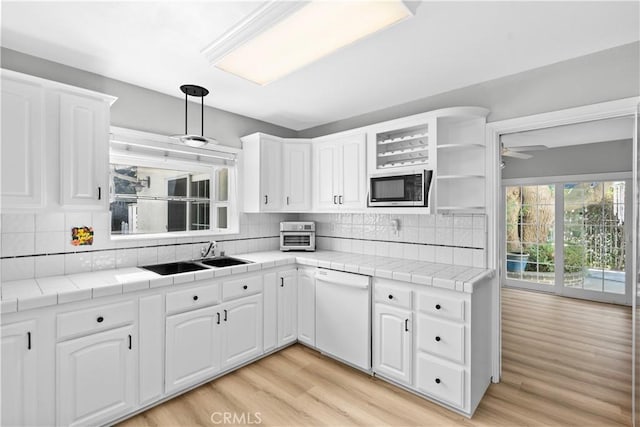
119,288 -> 632,426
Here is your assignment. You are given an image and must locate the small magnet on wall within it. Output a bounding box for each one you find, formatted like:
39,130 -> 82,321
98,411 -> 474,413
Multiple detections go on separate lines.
71,226 -> 94,246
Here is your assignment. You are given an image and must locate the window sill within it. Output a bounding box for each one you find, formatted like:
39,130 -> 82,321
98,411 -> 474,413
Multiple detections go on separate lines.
110,228 -> 239,241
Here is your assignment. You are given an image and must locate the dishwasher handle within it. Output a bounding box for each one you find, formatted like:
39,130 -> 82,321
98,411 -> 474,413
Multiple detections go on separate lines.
315,275 -> 369,290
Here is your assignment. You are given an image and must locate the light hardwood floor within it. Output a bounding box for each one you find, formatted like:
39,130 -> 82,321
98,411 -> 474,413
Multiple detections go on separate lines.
120,288 -> 632,426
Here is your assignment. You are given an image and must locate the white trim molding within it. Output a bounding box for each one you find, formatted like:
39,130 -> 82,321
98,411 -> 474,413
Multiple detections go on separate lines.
485,96 -> 640,384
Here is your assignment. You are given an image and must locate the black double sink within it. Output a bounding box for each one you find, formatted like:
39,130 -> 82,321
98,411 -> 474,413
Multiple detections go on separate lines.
141,256 -> 252,276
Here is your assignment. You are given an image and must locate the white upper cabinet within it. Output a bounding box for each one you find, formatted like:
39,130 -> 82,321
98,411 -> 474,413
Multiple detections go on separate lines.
1,76 -> 44,209
313,133 -> 366,211
282,141 -> 311,211
0,69 -> 116,212
59,92 -> 111,208
241,133 -> 311,212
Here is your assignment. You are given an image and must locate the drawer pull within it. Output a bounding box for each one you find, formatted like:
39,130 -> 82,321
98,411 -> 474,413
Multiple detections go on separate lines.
193,295 -> 199,301
435,304 -> 441,310
435,336 -> 441,342
243,285 -> 248,290
96,316 -> 104,323
435,378 -> 441,384
388,294 -> 393,300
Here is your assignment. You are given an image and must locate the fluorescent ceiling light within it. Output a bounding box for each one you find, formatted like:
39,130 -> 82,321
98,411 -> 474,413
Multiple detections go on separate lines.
212,1 -> 413,85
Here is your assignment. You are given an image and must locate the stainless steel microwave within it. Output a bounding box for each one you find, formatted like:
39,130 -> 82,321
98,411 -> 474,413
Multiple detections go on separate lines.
368,170 -> 433,207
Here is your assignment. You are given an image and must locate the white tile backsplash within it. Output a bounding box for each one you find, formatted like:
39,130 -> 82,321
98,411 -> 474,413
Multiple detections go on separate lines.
35,213 -> 65,232
1,213 -> 35,233
2,233 -> 35,256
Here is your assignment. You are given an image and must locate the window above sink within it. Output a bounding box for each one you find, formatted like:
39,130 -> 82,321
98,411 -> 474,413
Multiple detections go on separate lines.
109,127 -> 240,239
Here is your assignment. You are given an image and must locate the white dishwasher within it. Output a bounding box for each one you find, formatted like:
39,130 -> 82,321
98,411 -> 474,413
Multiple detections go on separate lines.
315,269 -> 371,371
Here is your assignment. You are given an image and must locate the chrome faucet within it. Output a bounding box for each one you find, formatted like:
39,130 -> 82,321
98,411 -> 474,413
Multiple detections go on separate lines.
201,241 -> 217,259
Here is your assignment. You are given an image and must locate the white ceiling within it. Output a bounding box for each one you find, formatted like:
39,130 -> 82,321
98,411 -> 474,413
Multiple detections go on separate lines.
2,1 -> 638,131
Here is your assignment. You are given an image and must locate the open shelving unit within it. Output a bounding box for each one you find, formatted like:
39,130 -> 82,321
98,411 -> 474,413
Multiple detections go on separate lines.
434,109 -> 489,213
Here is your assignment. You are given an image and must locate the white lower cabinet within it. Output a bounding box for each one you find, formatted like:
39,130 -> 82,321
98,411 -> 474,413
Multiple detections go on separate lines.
165,306 -> 221,395
277,269 -> 297,347
1,320 -> 38,427
220,294 -> 264,368
373,304 -> 412,385
297,268 -> 316,346
415,352 -> 465,408
263,271 -> 278,352
57,325 -> 136,427
372,277 -> 492,416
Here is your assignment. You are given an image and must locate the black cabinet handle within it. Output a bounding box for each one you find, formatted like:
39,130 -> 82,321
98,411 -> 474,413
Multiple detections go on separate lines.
435,304 -> 441,310
435,378 -> 441,384
193,295 -> 199,301
97,316 -> 104,323
339,195 -> 343,204
27,332 -> 31,350
128,334 -> 132,350
224,309 -> 228,321
98,186 -> 102,200
388,294 -> 393,300
435,336 -> 441,342
280,277 -> 284,287
405,319 -> 409,332
333,195 -> 338,204
286,196 -> 290,205
217,312 -> 220,325
264,195 -> 268,205
243,285 -> 248,290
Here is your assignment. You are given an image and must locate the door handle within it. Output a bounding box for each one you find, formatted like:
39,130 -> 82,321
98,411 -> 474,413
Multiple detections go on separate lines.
405,319 -> 409,332
264,195 -> 268,205
217,312 -> 220,325
333,195 -> 338,204
339,195 -> 343,204
224,309 -> 228,322
280,277 -> 284,287
27,332 -> 31,350
286,196 -> 290,205
128,334 -> 132,350
98,186 -> 102,200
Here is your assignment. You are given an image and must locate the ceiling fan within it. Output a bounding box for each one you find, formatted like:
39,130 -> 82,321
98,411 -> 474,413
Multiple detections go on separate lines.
500,144 -> 548,159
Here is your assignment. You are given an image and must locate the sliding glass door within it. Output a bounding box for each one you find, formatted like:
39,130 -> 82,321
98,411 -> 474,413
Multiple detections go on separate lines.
505,178 -> 631,305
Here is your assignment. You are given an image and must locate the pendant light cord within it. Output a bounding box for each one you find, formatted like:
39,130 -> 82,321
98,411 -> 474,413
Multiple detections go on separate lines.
184,91 -> 188,135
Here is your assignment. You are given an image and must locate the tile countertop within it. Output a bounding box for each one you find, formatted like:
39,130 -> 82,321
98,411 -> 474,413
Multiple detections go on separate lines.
0,251 -> 494,314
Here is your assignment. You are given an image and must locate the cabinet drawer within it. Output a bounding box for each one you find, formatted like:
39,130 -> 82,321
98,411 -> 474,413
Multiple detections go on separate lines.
222,275 -> 263,301
166,282 -> 220,315
416,315 -> 465,364
417,293 -> 465,322
57,301 -> 135,340
375,282 -> 412,309
415,352 -> 465,409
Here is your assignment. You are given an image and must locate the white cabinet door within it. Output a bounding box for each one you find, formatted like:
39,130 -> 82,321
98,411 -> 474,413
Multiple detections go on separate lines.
282,142 -> 311,211
1,77 -> 44,209
260,136 -> 282,211
57,325 -> 136,427
1,320 -> 37,427
165,306 -> 221,395
221,294 -> 263,369
59,92 -> 109,208
314,142 -> 339,210
277,270 -> 298,347
139,295 -> 164,404
338,134 -> 366,209
297,269 -> 316,346
373,303 -> 412,385
263,271 -> 278,353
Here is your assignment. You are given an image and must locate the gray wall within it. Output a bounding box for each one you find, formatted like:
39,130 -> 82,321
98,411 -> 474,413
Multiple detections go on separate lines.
0,47 -> 297,147
502,139 -> 632,180
299,42 -> 640,138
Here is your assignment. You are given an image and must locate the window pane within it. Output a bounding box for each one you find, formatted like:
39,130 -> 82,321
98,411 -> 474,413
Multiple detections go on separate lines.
217,168 -> 229,202
217,207 -> 228,229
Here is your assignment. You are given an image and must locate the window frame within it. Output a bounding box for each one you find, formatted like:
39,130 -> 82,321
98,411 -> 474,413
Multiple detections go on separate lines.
109,127 -> 240,240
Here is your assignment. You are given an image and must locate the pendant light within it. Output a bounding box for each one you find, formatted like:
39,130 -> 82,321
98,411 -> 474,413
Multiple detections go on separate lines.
172,84 -> 218,147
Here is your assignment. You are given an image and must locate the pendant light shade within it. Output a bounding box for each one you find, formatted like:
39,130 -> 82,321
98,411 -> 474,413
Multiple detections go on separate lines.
172,84 -> 218,147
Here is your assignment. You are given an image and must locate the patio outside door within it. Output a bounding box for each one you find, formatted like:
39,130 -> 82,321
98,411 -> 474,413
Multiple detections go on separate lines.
505,178 -> 632,305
